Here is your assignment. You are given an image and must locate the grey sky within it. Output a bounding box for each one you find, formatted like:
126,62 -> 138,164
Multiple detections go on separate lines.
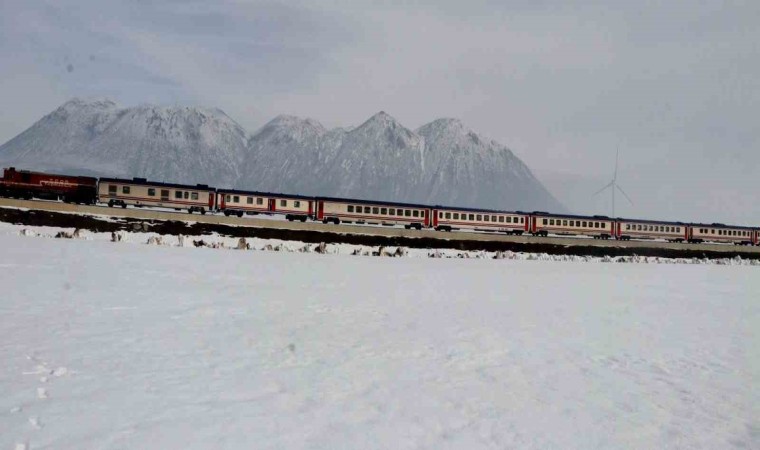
2,0 -> 758,224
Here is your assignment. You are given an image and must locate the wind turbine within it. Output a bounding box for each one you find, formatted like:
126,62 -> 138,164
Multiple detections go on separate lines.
593,147 -> 633,218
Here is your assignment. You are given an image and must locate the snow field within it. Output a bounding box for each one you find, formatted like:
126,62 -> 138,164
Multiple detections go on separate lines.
0,231 -> 758,449
1,221 -> 759,266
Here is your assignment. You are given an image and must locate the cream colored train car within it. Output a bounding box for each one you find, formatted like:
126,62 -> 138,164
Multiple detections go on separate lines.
216,189 -> 313,221
431,207 -> 528,234
98,177 -> 215,214
687,224 -> 757,245
315,198 -> 430,229
530,213 -> 614,239
615,219 -> 687,242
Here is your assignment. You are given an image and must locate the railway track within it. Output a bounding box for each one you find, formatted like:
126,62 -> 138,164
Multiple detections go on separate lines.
2,197 -> 759,258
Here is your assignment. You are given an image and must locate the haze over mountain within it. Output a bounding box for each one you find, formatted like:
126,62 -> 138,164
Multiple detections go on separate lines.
0,99 -> 565,212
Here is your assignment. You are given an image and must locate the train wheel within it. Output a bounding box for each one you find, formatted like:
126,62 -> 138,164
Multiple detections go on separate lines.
200,208 -> 206,215
188,209 -> 193,214
121,203 -> 127,209
108,201 -> 114,208
237,211 -> 243,218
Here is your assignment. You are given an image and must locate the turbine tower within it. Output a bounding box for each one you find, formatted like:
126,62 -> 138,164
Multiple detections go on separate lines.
593,147 -> 633,218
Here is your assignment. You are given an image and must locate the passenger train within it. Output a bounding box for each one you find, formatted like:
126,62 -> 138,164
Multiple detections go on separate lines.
1,166 -> 757,246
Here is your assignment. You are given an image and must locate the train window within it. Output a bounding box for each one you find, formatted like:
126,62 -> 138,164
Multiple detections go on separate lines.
389,209 -> 395,215
348,205 -> 354,212
175,191 -> 183,199
123,186 -> 131,194
404,209 -> 410,216
294,201 -> 301,208
233,195 -> 240,203
280,200 -> 287,207
370,207 -> 377,214
520,217 -> 524,224
246,197 -> 252,204
549,219 -> 555,225
381,208 -> 387,215
453,213 -> 459,220
475,214 -> 481,221
542,219 -> 547,225
108,185 -> 117,194
184,192 -> 189,199
225,195 -> 231,202
148,188 -> 156,196
468,214 -> 474,221
499,216 -> 504,223
413,210 -> 420,217
677,227 -> 680,232
568,220 -> 574,227
562,220 -> 567,226
445,212 -> 451,219
192,192 -> 199,200
161,190 -> 169,200
438,211 -> 442,219
365,206 -> 371,214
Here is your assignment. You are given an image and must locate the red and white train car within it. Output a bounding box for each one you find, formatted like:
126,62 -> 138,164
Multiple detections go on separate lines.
431,206 -> 529,234
315,197 -> 430,229
530,213 -> 615,239
216,189 -> 313,221
98,177 -> 215,214
0,167 -> 98,204
615,218 -> 688,242
687,223 -> 757,245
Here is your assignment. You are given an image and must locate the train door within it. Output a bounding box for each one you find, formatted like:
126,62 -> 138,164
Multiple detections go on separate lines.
428,209 -> 434,227
308,201 -> 314,219
268,198 -> 276,212
686,227 -> 693,242
208,192 -> 215,210
317,201 -> 325,220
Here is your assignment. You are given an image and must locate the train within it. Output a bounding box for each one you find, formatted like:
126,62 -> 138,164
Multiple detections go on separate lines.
1,166 -> 758,246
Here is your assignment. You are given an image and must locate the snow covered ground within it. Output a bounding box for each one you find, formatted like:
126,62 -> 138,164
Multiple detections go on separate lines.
0,231 -> 758,449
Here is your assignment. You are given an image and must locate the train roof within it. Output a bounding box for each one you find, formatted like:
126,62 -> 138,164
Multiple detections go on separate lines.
687,221 -> 758,230
615,217 -> 688,226
430,204 -> 527,215
317,195 -> 432,208
4,167 -> 98,182
530,211 -> 613,221
99,177 -> 216,191
217,188 -> 315,201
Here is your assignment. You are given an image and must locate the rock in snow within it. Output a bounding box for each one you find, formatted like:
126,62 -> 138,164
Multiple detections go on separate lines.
0,98 -> 565,212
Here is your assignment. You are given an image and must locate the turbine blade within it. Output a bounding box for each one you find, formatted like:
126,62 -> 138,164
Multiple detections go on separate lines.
616,184 -> 634,205
593,181 -> 614,196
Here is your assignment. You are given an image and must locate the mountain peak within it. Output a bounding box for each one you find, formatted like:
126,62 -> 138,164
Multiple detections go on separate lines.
361,111 -> 400,127
59,97 -> 118,111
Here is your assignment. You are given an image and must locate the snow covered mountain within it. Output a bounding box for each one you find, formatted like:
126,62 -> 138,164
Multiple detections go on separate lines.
0,98 -> 247,187
0,99 -> 565,212
242,112 -> 565,212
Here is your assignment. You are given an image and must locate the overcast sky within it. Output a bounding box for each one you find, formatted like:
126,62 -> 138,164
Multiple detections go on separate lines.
2,0 -> 758,224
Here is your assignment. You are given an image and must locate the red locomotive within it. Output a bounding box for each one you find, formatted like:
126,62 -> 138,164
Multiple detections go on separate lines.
0,167 -> 98,204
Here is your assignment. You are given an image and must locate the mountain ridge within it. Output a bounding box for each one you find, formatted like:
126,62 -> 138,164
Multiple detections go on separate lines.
0,98 -> 566,212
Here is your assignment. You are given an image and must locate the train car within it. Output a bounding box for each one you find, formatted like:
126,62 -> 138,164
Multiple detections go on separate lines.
216,189 -> 314,221
431,206 -> 528,234
98,177 -> 215,214
615,218 -> 688,242
315,197 -> 431,229
530,212 -> 614,239
687,223 -> 757,245
0,167 -> 97,204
